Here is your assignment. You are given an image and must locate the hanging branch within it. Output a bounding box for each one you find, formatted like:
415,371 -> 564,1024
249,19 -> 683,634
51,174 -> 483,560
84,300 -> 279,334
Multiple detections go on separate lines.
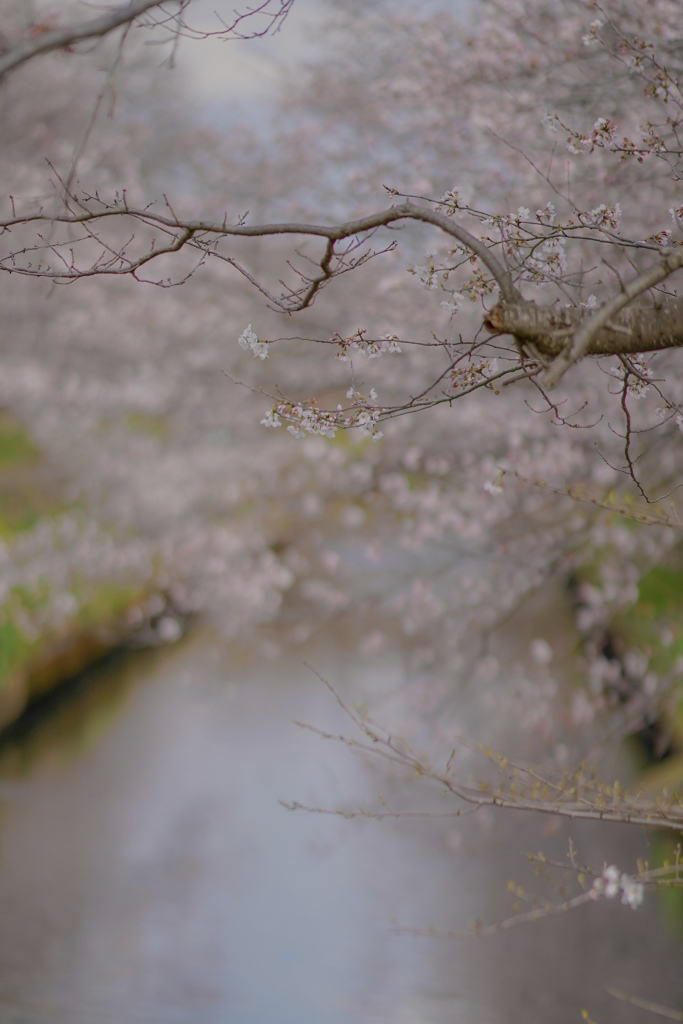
0,0 -> 163,77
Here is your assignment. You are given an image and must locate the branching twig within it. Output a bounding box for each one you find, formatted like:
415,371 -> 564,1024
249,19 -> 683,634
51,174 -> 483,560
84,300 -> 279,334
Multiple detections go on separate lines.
605,988 -> 683,1022
286,670 -> 683,833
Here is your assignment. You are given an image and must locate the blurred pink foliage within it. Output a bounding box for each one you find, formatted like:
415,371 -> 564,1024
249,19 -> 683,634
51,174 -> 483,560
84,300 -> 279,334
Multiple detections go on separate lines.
0,0 -> 682,768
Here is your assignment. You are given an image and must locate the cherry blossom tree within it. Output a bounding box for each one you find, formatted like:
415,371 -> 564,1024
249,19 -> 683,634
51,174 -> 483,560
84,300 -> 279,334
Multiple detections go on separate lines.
238,0 -> 683,762
0,1 -> 302,665
3,3 -> 683,954
260,0 -> 683,965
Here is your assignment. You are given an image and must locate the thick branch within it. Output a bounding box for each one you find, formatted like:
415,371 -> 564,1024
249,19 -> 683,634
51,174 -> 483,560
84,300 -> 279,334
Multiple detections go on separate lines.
0,0 -> 163,78
540,252 -> 683,388
485,294 -> 683,363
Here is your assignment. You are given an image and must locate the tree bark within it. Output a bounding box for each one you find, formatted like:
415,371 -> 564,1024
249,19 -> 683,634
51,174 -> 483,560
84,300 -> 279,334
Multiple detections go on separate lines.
484,295 -> 683,359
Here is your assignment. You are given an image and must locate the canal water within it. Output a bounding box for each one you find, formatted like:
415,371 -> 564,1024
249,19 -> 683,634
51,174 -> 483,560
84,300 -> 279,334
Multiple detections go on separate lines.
0,629 -> 679,1023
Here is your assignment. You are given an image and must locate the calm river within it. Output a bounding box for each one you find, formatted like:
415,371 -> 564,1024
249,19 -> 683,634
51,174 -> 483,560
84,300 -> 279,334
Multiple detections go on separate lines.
0,628 -> 680,1023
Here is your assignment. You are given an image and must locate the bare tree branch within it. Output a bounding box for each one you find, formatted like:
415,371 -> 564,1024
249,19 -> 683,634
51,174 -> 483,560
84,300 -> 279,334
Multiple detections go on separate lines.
9,189 -> 683,373
0,0 -> 296,78
605,988 -> 683,1022
289,672 -> 683,834
0,0 -> 164,78
1,200 -> 519,301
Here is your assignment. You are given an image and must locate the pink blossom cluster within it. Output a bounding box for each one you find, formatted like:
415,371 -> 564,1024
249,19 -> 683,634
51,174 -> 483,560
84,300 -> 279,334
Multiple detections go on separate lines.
590,865 -> 644,909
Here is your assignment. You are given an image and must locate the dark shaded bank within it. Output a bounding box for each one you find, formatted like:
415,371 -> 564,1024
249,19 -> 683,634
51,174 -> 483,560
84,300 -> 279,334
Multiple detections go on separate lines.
0,407 -> 188,732
0,591 -> 187,738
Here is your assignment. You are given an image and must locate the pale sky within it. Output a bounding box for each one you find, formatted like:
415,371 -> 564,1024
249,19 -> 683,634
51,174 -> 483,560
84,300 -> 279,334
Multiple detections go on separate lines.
174,0 -> 470,114
175,0 -> 328,106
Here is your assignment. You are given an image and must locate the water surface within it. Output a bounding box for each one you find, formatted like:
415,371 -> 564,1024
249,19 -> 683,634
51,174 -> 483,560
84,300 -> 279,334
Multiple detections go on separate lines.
0,631 -> 679,1023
